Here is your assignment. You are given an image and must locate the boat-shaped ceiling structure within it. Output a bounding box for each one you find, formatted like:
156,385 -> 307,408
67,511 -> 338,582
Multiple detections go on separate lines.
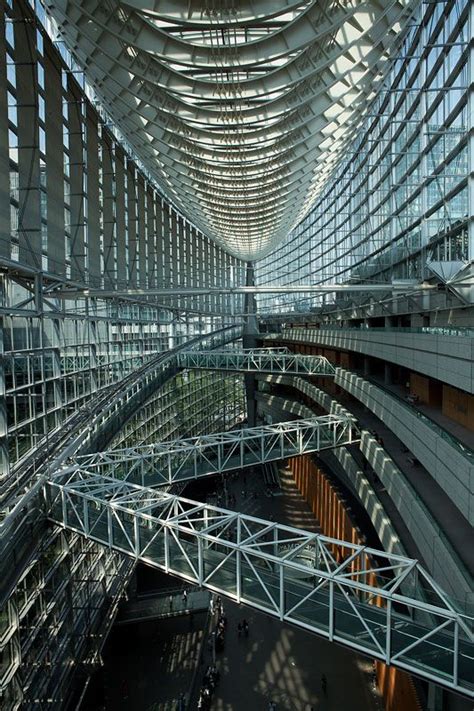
45,0 -> 418,261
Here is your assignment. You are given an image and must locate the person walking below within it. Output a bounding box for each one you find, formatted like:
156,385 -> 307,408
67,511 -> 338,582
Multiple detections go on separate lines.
243,619 -> 249,637
182,589 -> 188,606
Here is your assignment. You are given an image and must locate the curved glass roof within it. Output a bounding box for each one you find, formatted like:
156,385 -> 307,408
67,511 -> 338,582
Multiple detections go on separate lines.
46,0 -> 417,261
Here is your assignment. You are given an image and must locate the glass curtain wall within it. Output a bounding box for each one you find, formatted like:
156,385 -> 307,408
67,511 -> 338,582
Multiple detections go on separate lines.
255,0 -> 472,316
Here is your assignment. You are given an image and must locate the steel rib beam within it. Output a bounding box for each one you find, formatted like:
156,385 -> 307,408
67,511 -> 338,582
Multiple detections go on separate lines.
45,0 -> 417,260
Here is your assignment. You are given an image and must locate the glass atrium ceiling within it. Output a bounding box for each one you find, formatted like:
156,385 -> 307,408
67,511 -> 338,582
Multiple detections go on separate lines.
45,0 -> 418,261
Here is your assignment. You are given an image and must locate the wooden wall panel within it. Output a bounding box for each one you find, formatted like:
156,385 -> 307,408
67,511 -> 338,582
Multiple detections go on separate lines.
288,455 -> 421,711
409,373 -> 442,407
442,384 -> 474,432
340,352 -> 352,368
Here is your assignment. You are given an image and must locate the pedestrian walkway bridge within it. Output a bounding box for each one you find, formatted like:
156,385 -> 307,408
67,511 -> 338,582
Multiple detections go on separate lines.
64,415 -> 358,488
43,474 -> 474,697
177,350 -> 335,376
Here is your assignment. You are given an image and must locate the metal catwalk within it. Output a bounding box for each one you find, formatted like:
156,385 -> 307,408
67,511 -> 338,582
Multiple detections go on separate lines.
44,473 -> 474,698
177,350 -> 336,375
64,415 -> 357,488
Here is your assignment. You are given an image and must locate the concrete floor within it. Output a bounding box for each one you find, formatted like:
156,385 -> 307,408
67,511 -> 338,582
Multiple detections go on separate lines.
200,600 -> 379,711
102,613 -> 207,710
93,468 -> 383,711
191,469 -> 382,711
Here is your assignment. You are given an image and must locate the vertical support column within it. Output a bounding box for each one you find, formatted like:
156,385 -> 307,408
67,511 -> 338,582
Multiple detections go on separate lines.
155,192 -> 164,288
127,162 -> 138,287
107,506 -> 113,547
363,356 -> 371,377
426,684 -> 443,711
137,174 -> 147,289
197,537 -> 203,585
0,5 -> 10,258
468,0 -> 474,261
134,516 -> 140,558
147,185 -> 156,288
162,199 -> 171,288
15,11 -> 41,266
0,287 -> 8,484
328,580 -> 334,641
419,12 -> 429,280
114,146 -> 126,286
385,599 -> 392,664
453,621 -> 459,689
170,208 -> 178,289
168,318 -> 176,350
102,135 -> 116,289
86,105 -> 100,286
203,234 -> 209,315
69,80 -> 86,282
45,51 -> 65,275
186,224 -> 193,290
164,526 -> 170,572
279,565 -> 285,621
236,517 -> 241,603
243,262 -> 258,426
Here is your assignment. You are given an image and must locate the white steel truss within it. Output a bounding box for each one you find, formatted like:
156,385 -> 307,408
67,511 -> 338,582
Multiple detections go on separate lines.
51,283 -> 439,299
44,0 -> 417,260
177,350 -> 336,375
44,474 -> 474,697
64,415 -> 358,488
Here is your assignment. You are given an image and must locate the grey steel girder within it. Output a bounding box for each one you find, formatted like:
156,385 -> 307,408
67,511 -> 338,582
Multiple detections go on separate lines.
121,0 -> 313,27
44,474 -> 474,697
65,0 -> 352,68
59,414 -> 358,488
45,0 -> 418,260
53,283 -> 437,299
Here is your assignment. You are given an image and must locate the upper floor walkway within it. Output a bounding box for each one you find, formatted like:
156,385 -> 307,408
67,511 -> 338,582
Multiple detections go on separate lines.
264,327 -> 474,394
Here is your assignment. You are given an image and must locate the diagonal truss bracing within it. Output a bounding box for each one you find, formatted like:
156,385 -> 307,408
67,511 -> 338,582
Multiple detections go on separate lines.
177,350 -> 336,375
63,415 -> 358,488
44,474 -> 474,697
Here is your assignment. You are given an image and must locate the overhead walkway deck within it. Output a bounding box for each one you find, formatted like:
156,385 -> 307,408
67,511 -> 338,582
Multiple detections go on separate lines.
63,415 -> 358,488
44,474 -> 474,698
177,350 -> 335,376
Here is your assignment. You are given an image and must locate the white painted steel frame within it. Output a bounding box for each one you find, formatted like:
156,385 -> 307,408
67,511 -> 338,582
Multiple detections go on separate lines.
65,415 -> 357,488
177,350 -> 336,375
44,0 -> 417,260
44,474 -> 474,697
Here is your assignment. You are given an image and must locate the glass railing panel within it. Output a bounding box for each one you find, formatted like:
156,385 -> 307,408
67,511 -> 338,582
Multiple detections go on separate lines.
140,530 -> 166,566
333,595 -> 386,654
203,548 -> 237,595
284,576 -> 331,632
168,538 -> 199,580
370,380 -> 474,461
111,513 -> 135,552
241,559 -> 279,610
390,613 -> 456,686
281,326 -> 474,337
87,502 -> 109,542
